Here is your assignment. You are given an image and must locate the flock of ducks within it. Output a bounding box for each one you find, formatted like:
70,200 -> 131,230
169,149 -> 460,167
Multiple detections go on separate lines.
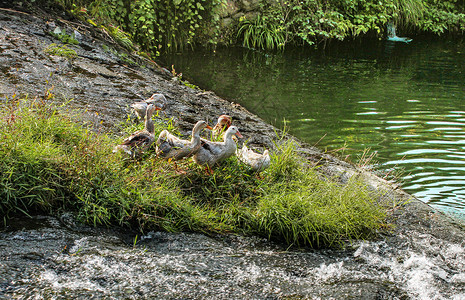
114,94 -> 271,173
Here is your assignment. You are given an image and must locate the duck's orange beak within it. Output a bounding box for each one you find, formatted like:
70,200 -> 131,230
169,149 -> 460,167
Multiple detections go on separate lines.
235,131 -> 243,139
206,125 -> 213,130
155,106 -> 163,111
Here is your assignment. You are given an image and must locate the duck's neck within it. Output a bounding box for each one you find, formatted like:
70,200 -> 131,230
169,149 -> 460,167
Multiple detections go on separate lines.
223,132 -> 235,145
191,127 -> 202,143
145,113 -> 154,134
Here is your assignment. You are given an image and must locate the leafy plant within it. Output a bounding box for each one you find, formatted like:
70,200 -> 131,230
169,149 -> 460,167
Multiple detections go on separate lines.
235,0 -> 465,49
84,0 -> 224,53
50,27 -> 79,44
237,14 -> 287,50
105,25 -> 134,50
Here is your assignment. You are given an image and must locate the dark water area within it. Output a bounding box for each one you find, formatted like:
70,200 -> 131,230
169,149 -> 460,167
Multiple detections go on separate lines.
161,38 -> 465,218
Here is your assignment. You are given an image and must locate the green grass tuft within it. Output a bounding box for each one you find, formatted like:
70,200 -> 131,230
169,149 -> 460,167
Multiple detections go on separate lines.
0,96 -> 390,248
237,15 -> 286,51
44,43 -> 77,59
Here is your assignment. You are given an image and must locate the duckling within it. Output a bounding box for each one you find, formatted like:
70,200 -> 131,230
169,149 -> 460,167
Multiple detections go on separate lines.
131,93 -> 166,119
237,145 -> 270,172
193,126 -> 243,168
114,104 -> 156,157
156,120 -> 212,160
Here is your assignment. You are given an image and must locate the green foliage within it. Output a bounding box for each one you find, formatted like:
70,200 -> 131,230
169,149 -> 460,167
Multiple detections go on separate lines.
44,43 -> 77,59
50,27 -> 79,44
419,0 -> 465,34
237,14 -> 287,50
105,25 -> 134,50
236,0 -> 465,50
1,97 -> 389,247
54,0 -> 464,52
82,0 -> 224,53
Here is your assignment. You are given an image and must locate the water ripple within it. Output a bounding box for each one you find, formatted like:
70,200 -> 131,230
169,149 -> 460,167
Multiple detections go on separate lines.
162,42 -> 465,218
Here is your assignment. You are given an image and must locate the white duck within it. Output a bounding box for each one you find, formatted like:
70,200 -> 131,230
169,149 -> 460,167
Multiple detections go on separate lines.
156,120 -> 212,160
237,145 -> 271,172
193,126 -> 243,168
131,93 -> 166,119
114,104 -> 156,157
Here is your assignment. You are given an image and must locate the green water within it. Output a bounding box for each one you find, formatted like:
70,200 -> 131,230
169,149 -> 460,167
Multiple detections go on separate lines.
162,38 -> 465,217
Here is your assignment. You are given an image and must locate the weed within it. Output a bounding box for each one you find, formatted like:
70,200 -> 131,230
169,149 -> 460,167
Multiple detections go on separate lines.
101,44 -> 137,65
44,43 -> 77,59
171,65 -> 201,90
104,25 -> 134,51
50,27 -> 79,45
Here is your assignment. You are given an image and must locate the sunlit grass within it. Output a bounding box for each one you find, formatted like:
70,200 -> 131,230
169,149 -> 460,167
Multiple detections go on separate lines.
0,96 -> 390,248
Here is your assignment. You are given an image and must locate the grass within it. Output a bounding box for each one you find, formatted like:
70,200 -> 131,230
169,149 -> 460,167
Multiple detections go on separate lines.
44,43 -> 77,59
237,15 -> 286,51
0,95 -> 390,248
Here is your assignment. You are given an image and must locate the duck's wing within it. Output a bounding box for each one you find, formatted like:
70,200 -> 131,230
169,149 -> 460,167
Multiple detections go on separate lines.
237,145 -> 253,163
156,130 -> 177,156
255,152 -> 271,172
162,132 -> 191,149
200,139 -> 224,156
115,130 -> 154,158
120,129 -> 144,144
122,131 -> 153,147
193,145 -> 214,166
156,130 -> 195,159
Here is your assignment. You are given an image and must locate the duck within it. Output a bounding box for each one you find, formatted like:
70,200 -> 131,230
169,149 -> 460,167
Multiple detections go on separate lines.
156,120 -> 212,160
193,126 -> 243,168
131,93 -> 166,119
114,104 -> 157,157
212,114 -> 232,139
237,145 -> 271,172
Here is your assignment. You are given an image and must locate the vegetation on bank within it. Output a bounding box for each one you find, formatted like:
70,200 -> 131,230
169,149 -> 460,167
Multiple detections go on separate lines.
0,96 -> 389,248
46,0 -> 465,53
237,0 -> 465,49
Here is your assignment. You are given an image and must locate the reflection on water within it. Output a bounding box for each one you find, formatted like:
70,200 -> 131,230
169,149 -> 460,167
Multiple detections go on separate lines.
162,38 -> 465,217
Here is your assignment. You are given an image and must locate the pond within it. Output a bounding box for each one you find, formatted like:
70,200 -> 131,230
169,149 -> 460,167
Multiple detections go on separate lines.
162,37 -> 465,218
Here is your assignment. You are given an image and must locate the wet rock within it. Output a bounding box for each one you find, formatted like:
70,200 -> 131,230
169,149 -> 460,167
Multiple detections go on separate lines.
73,60 -> 119,78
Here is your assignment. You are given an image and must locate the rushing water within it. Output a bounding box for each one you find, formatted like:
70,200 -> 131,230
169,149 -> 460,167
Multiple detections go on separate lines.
162,38 -> 465,218
2,216 -> 465,299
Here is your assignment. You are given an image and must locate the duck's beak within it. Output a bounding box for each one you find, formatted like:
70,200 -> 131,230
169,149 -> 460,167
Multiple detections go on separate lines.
155,106 -> 163,111
235,131 -> 243,139
206,125 -> 213,130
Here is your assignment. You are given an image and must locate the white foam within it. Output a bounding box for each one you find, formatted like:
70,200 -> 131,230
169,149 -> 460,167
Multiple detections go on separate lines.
315,261 -> 345,282
353,232 -> 465,300
69,237 -> 89,254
